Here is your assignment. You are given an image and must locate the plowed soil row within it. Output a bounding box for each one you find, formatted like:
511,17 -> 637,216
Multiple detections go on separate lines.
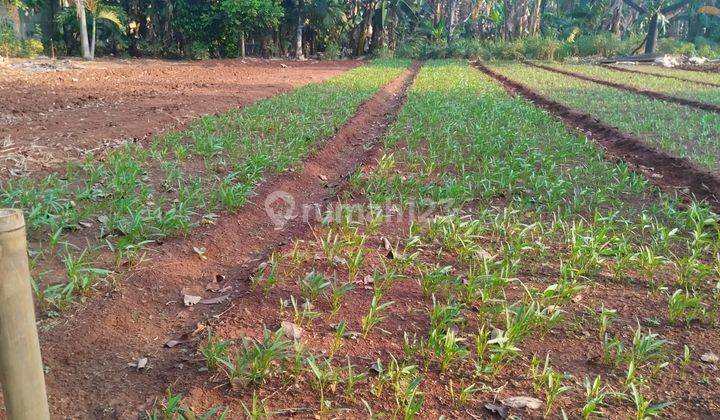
33,62 -> 420,419
474,61 -> 720,211
525,61 -> 720,114
603,64 -> 720,88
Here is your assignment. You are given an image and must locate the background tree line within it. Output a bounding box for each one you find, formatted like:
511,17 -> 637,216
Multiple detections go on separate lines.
2,0 -> 720,60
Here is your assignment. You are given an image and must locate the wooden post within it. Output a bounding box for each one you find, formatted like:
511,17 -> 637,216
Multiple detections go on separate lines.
0,209 -> 50,420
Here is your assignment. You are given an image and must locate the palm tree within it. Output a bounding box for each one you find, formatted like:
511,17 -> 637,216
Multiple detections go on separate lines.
74,0 -> 91,59
83,0 -> 125,59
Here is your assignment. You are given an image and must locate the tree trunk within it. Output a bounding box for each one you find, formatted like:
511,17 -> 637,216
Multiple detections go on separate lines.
90,16 -> 96,59
295,0 -> 304,59
446,0 -> 457,43
610,0 -> 623,35
645,13 -> 659,54
529,0 -> 542,36
75,0 -> 91,60
6,3 -> 23,38
241,32 -> 246,58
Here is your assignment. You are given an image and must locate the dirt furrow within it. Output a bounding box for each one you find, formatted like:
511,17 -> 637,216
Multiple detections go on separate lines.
474,61 -> 720,211
525,61 -> 720,114
603,64 -> 720,88
32,61 -> 420,419
676,63 -> 720,73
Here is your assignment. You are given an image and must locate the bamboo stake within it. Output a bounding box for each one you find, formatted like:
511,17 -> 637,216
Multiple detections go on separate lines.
0,209 -> 50,420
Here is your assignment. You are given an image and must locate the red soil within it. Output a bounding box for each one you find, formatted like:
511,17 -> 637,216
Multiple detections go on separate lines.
30,62 -> 419,418
0,58 -> 361,176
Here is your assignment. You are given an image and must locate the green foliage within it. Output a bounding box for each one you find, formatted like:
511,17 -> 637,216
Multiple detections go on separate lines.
189,41 -> 210,60
0,18 -> 22,57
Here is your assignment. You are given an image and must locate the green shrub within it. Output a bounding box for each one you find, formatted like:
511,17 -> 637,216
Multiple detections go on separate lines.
188,41 -> 210,60
520,36 -> 561,60
656,38 -> 697,56
23,38 -> 44,57
482,39 -> 523,60
323,41 -> 341,59
446,38 -> 485,59
0,19 -> 22,57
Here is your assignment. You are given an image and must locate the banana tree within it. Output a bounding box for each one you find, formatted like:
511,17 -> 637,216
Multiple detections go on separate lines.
622,0 -> 694,53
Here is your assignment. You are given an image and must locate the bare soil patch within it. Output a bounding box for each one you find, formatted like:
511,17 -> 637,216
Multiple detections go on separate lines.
0,58 -> 360,176
526,61 -> 720,114
475,61 -> 720,211
31,62 -> 419,419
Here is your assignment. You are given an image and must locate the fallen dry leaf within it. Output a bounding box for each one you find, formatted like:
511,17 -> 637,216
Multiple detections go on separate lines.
701,352 -> 718,364
281,321 -> 303,340
484,403 -> 508,418
193,246 -> 207,260
128,357 -> 148,371
199,295 -> 230,305
183,294 -> 202,307
501,396 -> 543,410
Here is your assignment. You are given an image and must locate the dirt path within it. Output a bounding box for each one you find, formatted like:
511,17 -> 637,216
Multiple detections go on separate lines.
0,58 -> 361,176
604,64 -> 720,88
525,61 -> 720,114
475,61 -> 720,211
34,61 -> 420,419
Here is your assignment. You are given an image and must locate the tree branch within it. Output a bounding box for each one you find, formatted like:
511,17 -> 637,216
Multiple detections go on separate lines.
621,0 -> 647,14
661,0 -> 692,15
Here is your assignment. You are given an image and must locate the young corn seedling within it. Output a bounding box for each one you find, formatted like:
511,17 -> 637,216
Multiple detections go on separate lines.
581,375 -> 607,419
635,246 -> 668,290
437,327 -> 469,372
329,321 -> 347,357
668,289 -> 706,325
543,367 -> 572,418
328,280 -> 354,315
63,247 -> 112,295
361,289 -> 394,337
300,271 -> 331,302
306,356 -> 339,417
146,389 -> 228,420
420,265 -> 456,299
346,235 -> 366,283
241,392 -> 270,420
674,254 -> 713,289
286,295 -> 321,327
596,305 -> 618,341
630,326 -> 666,368
449,379 -> 478,407
251,252 -> 281,295
602,334 -> 626,368
343,358 -> 368,402
486,329 -> 521,377
384,357 -> 424,420
680,344 -> 691,371
631,383 -> 671,419
201,328 -> 230,371
219,328 -> 291,388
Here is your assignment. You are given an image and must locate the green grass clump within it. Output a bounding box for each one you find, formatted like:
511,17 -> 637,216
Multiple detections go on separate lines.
544,63 -> 720,107
489,62 -> 720,173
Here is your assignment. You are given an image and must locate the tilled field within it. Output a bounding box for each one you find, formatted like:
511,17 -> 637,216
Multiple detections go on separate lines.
2,59 -> 720,419
0,58 -> 360,176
